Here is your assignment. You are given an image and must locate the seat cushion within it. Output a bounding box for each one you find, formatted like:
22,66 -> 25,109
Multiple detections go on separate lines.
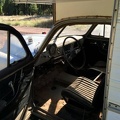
61,77 -> 98,110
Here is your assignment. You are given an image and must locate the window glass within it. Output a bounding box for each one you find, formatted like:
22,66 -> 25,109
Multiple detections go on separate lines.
52,27 -> 64,40
0,30 -> 8,70
59,24 -> 92,37
105,25 -> 111,38
91,24 -> 104,36
50,24 -> 91,45
91,24 -> 111,38
0,31 -> 27,71
10,34 -> 26,64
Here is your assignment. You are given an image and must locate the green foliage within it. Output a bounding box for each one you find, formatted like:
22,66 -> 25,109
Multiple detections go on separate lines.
0,0 -> 52,16
0,6 -> 2,14
29,4 -> 38,15
3,0 -> 15,15
0,0 -> 5,14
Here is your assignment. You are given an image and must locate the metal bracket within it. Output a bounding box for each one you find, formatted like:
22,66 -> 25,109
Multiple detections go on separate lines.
108,102 -> 120,114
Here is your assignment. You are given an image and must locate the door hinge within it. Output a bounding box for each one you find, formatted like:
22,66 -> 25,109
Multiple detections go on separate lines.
108,102 -> 120,114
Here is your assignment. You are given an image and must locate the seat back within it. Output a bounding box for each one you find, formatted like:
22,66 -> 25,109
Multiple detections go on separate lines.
61,75 -> 105,111
92,77 -> 105,110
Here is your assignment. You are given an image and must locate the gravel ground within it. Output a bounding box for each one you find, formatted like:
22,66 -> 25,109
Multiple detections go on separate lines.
13,26 -> 50,34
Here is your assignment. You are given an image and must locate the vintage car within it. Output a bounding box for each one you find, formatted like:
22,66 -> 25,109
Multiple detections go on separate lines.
0,16 -> 111,120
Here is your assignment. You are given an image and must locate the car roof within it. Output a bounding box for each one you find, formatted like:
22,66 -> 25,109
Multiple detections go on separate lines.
54,16 -> 111,27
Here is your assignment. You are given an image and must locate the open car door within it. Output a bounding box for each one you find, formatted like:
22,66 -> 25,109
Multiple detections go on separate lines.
0,24 -> 34,120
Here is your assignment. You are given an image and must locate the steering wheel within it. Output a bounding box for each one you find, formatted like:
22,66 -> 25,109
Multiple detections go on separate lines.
63,36 -> 86,70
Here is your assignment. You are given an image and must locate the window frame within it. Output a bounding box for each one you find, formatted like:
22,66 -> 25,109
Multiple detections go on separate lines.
91,24 -> 111,39
0,23 -> 33,72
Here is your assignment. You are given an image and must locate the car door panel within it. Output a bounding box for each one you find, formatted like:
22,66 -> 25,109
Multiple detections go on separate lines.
0,67 -> 34,120
0,24 -> 34,120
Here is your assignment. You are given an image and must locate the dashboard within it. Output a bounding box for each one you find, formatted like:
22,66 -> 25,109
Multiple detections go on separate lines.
35,36 -> 83,66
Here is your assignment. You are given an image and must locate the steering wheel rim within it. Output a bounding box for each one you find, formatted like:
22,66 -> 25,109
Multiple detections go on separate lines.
63,36 -> 86,70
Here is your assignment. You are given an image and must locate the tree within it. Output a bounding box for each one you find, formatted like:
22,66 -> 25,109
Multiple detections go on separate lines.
37,4 -> 52,16
3,0 -> 15,15
0,1 -> 52,16
29,4 -> 38,15
0,0 -> 5,15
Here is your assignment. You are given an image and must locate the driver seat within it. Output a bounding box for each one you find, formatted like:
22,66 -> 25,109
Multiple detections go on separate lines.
61,76 -> 105,111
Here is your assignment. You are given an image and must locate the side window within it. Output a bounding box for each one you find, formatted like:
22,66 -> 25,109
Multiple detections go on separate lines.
0,30 -> 26,71
91,24 -> 111,38
0,30 -> 8,70
92,24 -> 104,36
10,34 -> 26,64
105,25 -> 111,38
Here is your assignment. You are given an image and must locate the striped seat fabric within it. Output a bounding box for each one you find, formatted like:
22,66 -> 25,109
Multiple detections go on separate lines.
61,76 -> 103,110
69,77 -> 98,103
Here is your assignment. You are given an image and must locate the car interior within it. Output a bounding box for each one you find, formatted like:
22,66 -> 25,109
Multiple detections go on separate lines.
27,22 -> 111,120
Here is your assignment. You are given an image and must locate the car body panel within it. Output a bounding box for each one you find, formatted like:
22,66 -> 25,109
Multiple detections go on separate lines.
55,0 -> 114,21
104,0 -> 120,119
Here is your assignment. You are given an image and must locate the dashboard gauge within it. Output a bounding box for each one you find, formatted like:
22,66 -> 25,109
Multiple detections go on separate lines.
46,43 -> 57,57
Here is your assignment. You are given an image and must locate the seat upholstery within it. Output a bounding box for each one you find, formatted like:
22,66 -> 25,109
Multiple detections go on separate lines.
61,76 -> 105,111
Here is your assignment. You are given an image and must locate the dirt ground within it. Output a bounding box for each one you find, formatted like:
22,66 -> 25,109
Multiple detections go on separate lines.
13,26 -> 50,34
0,26 -> 50,49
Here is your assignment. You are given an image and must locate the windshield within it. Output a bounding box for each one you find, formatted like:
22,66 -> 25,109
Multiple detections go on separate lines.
53,24 -> 92,40
59,24 -> 92,37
